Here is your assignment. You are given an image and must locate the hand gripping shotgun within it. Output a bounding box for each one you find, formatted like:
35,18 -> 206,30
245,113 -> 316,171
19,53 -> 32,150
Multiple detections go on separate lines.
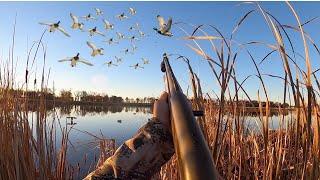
160,53 -> 218,180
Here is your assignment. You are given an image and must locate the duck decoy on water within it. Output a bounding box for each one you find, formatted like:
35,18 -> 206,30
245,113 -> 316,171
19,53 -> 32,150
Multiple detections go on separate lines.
87,41 -> 104,57
58,53 -> 93,67
153,15 -> 173,37
39,21 -> 70,37
66,116 -> 77,125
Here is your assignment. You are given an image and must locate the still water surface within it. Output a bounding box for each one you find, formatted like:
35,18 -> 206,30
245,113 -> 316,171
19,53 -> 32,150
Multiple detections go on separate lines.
48,105 -> 291,178
52,105 -> 152,178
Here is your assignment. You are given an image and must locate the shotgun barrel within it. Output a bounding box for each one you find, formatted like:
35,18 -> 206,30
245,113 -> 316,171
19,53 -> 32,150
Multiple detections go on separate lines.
161,53 -> 218,180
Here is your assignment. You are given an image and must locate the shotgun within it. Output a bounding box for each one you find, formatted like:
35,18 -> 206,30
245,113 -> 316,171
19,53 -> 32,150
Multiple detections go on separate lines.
161,53 -> 218,180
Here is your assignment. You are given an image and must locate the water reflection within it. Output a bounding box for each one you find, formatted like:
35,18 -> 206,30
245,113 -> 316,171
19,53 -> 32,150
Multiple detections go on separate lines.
52,105 -> 152,179
57,104 -> 152,116
51,105 -> 291,178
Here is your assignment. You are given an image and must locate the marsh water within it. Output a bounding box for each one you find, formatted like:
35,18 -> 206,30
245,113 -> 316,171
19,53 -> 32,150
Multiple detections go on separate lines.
46,105 -> 291,178
50,105 -> 152,178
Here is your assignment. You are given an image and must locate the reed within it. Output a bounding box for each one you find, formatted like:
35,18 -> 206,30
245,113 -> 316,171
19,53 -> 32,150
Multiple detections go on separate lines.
0,26 -> 74,179
157,2 -> 320,179
2,2 -> 320,179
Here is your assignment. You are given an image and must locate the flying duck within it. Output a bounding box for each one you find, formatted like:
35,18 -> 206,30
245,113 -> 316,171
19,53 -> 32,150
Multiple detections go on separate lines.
138,30 -> 145,37
103,19 -> 114,30
116,32 -> 125,39
129,8 -> 136,15
130,63 -> 144,69
115,56 -> 122,63
122,48 -> 131,55
88,27 -> 105,37
104,38 -> 118,45
70,13 -> 84,31
153,15 -> 173,37
81,14 -> 96,21
58,53 -> 93,67
142,58 -> 150,64
132,44 -> 137,52
104,60 -> 118,67
95,8 -> 103,16
116,13 -> 128,20
135,22 -> 140,29
128,35 -> 139,42
87,41 -> 104,57
39,21 -> 70,37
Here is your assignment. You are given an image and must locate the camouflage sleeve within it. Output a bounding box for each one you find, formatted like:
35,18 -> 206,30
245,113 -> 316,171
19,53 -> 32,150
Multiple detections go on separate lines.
84,118 -> 174,180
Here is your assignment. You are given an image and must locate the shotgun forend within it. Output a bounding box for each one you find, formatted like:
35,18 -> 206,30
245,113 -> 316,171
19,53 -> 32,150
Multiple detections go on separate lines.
161,53 -> 218,180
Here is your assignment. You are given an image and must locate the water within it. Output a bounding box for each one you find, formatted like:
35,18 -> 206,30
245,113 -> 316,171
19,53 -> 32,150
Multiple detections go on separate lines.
43,105 -> 292,178
50,105 -> 152,178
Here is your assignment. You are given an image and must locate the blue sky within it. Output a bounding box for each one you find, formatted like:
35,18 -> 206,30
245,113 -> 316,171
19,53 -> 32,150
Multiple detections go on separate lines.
0,1 -> 320,100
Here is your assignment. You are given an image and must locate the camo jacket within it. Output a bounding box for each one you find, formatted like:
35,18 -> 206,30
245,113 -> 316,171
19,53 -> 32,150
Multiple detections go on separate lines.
84,118 -> 174,180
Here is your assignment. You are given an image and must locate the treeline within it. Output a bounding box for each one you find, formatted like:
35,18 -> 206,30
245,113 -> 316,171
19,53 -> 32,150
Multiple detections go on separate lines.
6,89 -> 290,108
7,89 -> 156,105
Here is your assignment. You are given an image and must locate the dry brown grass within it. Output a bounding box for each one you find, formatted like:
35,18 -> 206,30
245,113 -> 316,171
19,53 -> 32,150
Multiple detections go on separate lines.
2,2 -> 320,180
157,2 -> 320,179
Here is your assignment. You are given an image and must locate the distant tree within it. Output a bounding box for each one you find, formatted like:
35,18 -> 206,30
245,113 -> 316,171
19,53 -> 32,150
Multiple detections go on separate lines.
60,90 -> 73,101
125,97 -> 129,103
103,95 -> 109,103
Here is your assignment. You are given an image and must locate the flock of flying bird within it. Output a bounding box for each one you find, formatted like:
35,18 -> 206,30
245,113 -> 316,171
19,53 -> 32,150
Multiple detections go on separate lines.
39,7 -> 173,70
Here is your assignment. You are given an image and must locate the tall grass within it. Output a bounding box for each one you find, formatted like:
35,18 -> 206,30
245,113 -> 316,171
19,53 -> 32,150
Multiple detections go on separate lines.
2,2 -> 320,180
157,2 -> 320,179
0,24 -> 74,178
